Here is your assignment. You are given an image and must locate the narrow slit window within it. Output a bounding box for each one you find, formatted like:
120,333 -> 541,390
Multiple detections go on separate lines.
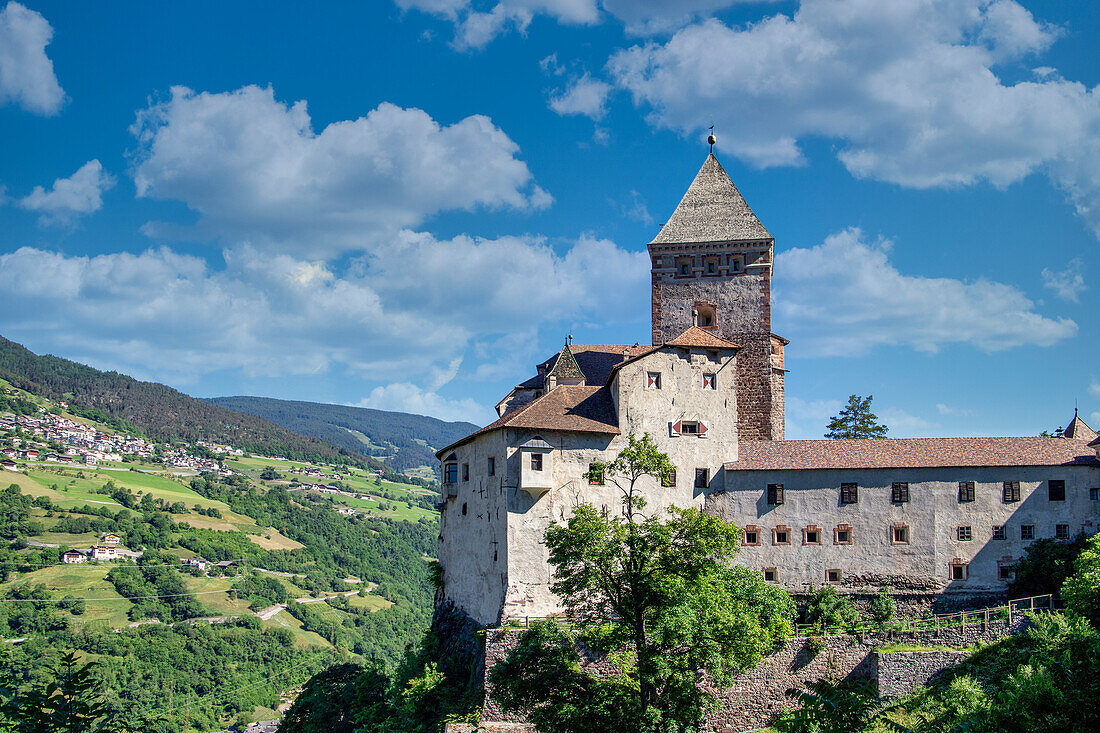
487,457 -> 495,476
462,463 -> 470,482
694,468 -> 709,489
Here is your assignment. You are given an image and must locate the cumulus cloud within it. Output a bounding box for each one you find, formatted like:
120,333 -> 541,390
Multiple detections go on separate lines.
608,0 -> 1100,237
602,0 -> 779,36
773,228 -> 1077,356
1040,258 -> 1086,302
0,232 -> 647,419
1089,380 -> 1100,399
357,382 -> 494,424
548,73 -> 612,119
18,160 -> 115,225
785,395 -> 842,439
936,403 -> 974,417
397,0 -> 600,49
130,85 -> 550,256
0,2 -> 64,115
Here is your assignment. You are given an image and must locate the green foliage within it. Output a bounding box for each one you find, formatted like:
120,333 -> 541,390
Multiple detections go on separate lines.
804,586 -> 860,632
0,651 -> 120,733
492,435 -> 794,732
775,679 -> 881,733
277,663 -> 389,733
1008,535 -> 1088,598
260,466 -> 281,481
825,395 -> 888,439
869,586 -> 897,630
1061,533 -> 1100,625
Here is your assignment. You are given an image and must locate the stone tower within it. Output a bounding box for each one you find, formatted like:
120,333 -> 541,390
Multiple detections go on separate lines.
649,153 -> 786,441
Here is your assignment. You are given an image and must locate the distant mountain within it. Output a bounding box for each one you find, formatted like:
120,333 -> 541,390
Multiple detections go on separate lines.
205,396 -> 477,475
0,335 -> 378,469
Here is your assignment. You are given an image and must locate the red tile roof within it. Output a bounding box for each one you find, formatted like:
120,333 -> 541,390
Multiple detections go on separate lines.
724,437 -> 1100,471
665,326 -> 740,349
437,385 -> 619,457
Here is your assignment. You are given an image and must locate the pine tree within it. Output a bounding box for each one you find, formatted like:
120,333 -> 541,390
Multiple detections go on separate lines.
825,395 -> 888,439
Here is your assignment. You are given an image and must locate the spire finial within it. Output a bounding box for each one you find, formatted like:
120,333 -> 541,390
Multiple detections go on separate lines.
708,125 -> 716,154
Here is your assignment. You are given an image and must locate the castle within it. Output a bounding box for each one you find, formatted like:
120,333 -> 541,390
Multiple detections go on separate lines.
436,152 -> 1100,626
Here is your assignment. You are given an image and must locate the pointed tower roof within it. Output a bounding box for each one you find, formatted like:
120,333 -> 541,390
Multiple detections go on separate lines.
650,153 -> 771,244
547,343 -> 586,382
1063,409 -> 1098,442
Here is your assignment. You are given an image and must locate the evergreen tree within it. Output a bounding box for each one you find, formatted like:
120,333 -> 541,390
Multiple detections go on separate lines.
825,395 -> 888,439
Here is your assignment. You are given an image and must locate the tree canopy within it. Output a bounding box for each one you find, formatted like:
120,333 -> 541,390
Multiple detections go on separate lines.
489,434 -> 795,733
825,395 -> 888,439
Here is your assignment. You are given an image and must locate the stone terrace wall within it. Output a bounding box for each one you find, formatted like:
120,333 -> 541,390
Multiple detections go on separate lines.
875,650 -> 970,698
483,617 -> 1030,733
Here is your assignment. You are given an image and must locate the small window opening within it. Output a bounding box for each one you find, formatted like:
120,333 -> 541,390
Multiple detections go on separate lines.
661,469 -> 677,488
773,529 -> 790,545
826,569 -> 842,583
1056,524 -> 1069,540
694,468 -> 709,489
487,457 -> 495,476
957,526 -> 972,542
763,568 -> 777,582
702,373 -> 716,390
1091,487 -> 1100,501
951,563 -> 968,581
694,302 -> 716,328
998,566 -> 1013,581
992,525 -> 1006,540
444,463 -> 458,484
767,484 -> 784,505
462,463 -> 470,482
805,529 -> 820,545
1021,525 -> 1035,540
892,525 -> 910,544
646,372 -> 661,389
681,421 -> 701,435
1003,480 -> 1021,502
892,482 -> 909,503
835,527 -> 852,545
461,502 -> 467,516
744,529 -> 759,545
958,481 -> 975,503
1049,480 -> 1066,501
530,453 -> 543,471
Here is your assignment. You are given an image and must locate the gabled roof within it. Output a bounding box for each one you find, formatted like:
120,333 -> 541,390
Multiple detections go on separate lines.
650,153 -> 771,245
526,344 -> 650,388
1063,410 -> 1098,442
547,343 -> 586,381
437,385 -> 619,457
665,326 -> 740,349
724,437 -> 1100,472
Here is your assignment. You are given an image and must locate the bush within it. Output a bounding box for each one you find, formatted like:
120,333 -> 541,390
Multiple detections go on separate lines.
868,586 -> 896,630
804,586 -> 860,631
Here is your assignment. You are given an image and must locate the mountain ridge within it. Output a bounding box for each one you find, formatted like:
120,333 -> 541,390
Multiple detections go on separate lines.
204,395 -> 477,477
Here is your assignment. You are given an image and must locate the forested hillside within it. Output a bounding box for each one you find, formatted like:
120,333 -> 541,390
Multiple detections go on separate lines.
207,396 -> 477,476
0,335 -> 372,467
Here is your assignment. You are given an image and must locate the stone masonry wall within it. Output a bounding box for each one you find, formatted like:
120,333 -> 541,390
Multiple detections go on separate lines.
482,617 -> 1029,733
875,650 -> 970,698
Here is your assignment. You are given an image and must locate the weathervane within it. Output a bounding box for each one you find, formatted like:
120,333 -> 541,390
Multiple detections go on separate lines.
708,125 -> 716,154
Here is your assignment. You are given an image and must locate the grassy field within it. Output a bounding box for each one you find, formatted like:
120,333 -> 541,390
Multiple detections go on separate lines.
347,592 -> 392,612
181,575 -> 252,617
247,528 -> 305,551
0,564 -> 133,628
260,609 -> 330,649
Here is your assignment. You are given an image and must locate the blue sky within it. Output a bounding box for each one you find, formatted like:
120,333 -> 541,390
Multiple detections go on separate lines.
0,0 -> 1097,438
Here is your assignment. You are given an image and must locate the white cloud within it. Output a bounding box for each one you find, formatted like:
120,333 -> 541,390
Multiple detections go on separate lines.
1089,380 -> 1100,399
878,407 -> 938,437
609,0 -> 1100,237
773,228 -> 1077,356
18,160 -> 115,225
602,0 -> 779,36
548,73 -> 612,120
130,85 -> 550,256
936,403 -> 974,417
397,0 -> 600,50
0,2 -> 64,115
0,231 -> 647,397
1092,412 -> 1100,426
356,382 -> 493,424
1040,258 -> 1086,302
785,395 -> 842,439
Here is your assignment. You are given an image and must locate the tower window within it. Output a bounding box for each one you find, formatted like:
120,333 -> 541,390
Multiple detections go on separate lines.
646,372 -> 661,389
730,257 -> 743,273
694,302 -> 716,328
443,463 -> 458,484
892,524 -> 910,544
676,257 -> 693,277
892,482 -> 909,503
488,457 -> 495,476
767,484 -> 784,505
461,502 -> 467,516
1021,525 -> 1035,540
703,257 -> 720,276
840,483 -> 858,504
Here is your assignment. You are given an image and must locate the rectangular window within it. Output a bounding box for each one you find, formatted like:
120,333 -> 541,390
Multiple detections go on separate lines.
999,566 -> 1013,581
892,525 -> 910,544
744,529 -> 759,545
646,372 -> 661,389
702,374 -> 716,390
773,529 -> 790,545
992,525 -> 1006,540
487,457 -> 495,477
958,481 -> 975,503
587,462 -> 603,485
892,482 -> 909,503
444,463 -> 458,484
767,484 -> 784,505
530,453 -> 543,471
951,564 -> 968,581
662,469 -> 677,488
804,528 -> 821,545
676,257 -> 693,277
694,468 -> 709,489
763,568 -> 777,582
1003,480 -> 1021,503
1056,524 -> 1070,540
826,569 -> 842,583
1049,480 -> 1066,501
1091,487 -> 1100,501
835,526 -> 852,545
681,421 -> 701,435
1021,524 -> 1035,540
957,526 -> 972,542
462,463 -> 470,481
840,483 -> 858,504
